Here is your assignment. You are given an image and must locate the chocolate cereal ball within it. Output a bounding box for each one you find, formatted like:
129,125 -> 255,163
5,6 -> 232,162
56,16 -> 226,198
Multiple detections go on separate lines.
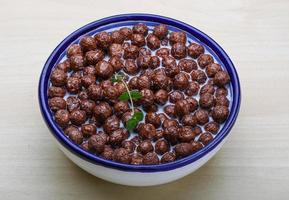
123,44 -> 139,59
204,121 -> 220,134
124,59 -> 139,75
113,148 -> 131,164
195,109 -> 209,125
161,152 -> 176,163
81,124 -> 96,137
93,102 -> 112,122
140,89 -> 155,106
169,91 -> 184,103
192,126 -> 202,136
154,130 -> 165,141
66,76 -> 81,94
199,132 -> 213,146
174,143 -> 192,158
109,128 -> 129,146
171,43 -> 187,59
214,71 -> 230,87
137,55 -> 152,69
175,99 -> 190,117
151,56 -> 160,69
198,54 -> 214,68
178,59 -> 197,73
80,99 -> 95,116
169,32 -> 187,45
178,126 -> 196,142
191,141 -> 203,152
145,112 -> 161,128
85,49 -> 105,65
119,27 -> 133,40
191,70 -> 207,84
50,69 -> 67,87
199,93 -> 215,109
55,109 -> 70,127
113,101 -> 129,117
95,60 -> 114,79
173,72 -> 189,90
200,84 -> 215,95
143,152 -> 159,165
154,89 -> 168,105
130,153 -> 143,165
138,123 -> 156,139
108,43 -> 123,57
164,58 -> 180,78
121,140 -> 136,153
81,75 -> 96,88
69,55 -> 85,71
137,140 -> 154,155
146,33 -> 161,50
94,31 -> 112,50
56,60 -> 70,72
156,48 -> 170,58
88,134 -> 106,153
103,115 -> 120,134
215,95 -> 229,107
186,97 -> 199,112
70,109 -> 86,126
185,81 -> 200,96
163,125 -> 179,145
83,65 -> 96,76
164,105 -> 176,118
132,23 -> 148,36
101,145 -> 114,160
109,56 -> 124,72
103,86 -> 119,101
48,97 -> 66,112
131,34 -> 146,47
153,24 -> 168,39
78,90 -> 89,100
139,47 -> 152,56
80,36 -> 97,52
162,119 -> 178,129
66,96 -> 80,112
111,30 -> 125,44
212,105 -> 229,123
48,86 -> 66,98
155,139 -> 170,155
206,63 -> 222,77
67,44 -> 82,58
87,84 -> 103,101
187,43 -> 204,59
68,129 -> 83,145
215,87 -> 228,97
181,114 -> 197,127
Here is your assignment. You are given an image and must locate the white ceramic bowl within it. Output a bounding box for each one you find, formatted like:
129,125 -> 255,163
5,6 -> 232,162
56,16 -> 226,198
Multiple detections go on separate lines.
39,14 -> 241,186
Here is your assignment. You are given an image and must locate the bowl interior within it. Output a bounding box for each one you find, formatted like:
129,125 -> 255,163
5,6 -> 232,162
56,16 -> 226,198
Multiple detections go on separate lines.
39,14 -> 241,172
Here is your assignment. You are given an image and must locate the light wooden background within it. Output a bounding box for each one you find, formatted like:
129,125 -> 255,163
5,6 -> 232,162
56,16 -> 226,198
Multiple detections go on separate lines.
1,0 -> 289,199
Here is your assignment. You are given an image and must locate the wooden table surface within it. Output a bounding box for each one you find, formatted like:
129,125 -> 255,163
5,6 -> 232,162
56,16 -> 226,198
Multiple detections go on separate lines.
1,0 -> 289,199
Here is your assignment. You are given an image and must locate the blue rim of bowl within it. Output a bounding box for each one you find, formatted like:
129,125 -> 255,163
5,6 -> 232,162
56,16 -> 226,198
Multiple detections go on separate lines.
38,13 -> 241,172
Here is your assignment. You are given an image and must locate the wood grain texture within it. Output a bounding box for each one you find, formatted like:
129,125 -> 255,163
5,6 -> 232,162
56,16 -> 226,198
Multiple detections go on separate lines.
0,0 -> 289,199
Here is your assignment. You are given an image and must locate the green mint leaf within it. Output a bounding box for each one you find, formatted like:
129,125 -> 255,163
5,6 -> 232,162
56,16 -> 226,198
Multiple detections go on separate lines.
130,91 -> 142,100
133,111 -> 144,121
119,92 -> 130,101
125,112 -> 144,130
119,91 -> 142,101
125,117 -> 139,130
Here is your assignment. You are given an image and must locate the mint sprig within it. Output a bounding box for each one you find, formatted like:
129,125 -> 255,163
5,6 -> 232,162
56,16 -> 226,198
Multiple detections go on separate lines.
111,72 -> 143,130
